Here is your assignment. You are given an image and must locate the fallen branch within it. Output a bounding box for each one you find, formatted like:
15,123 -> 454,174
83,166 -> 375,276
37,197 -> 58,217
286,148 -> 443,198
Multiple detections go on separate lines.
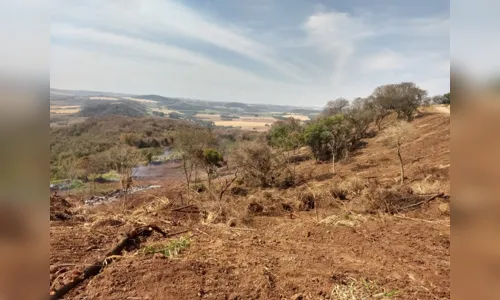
49,224 -> 173,300
394,215 -> 450,226
399,193 -> 444,211
229,227 -> 257,232
196,228 -> 210,237
171,204 -> 197,212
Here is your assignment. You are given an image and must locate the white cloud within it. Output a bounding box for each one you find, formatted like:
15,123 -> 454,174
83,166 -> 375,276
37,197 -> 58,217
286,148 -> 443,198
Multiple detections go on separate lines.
51,0 -> 305,82
361,50 -> 413,72
303,11 -> 375,86
50,1 -> 449,106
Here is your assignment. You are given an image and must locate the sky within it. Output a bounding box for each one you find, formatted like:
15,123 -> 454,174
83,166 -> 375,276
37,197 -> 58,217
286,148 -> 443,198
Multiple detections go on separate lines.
48,0 -> 450,107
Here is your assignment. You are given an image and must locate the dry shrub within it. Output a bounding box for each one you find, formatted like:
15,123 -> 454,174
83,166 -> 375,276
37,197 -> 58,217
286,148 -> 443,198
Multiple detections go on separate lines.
361,185 -> 434,214
288,153 -> 311,163
247,201 -> 264,214
330,184 -> 348,201
230,186 -> 249,196
340,176 -> 366,197
411,179 -> 441,194
199,201 -> 231,224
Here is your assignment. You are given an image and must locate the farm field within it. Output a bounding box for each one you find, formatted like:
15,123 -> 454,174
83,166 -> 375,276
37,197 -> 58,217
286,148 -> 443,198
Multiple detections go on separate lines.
195,114 -> 278,131
50,105 -> 81,114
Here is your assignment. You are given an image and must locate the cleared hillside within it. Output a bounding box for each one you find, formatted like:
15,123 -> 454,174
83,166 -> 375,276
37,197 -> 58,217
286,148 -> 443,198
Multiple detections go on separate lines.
50,108 -> 450,299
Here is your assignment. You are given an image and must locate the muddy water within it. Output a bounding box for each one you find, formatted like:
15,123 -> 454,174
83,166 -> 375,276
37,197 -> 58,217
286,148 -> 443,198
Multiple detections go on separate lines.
132,148 -> 184,179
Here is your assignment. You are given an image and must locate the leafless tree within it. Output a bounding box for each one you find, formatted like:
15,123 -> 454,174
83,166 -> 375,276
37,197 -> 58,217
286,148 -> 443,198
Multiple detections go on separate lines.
323,98 -> 350,116
173,128 -> 218,193
382,121 -> 414,185
107,146 -> 143,203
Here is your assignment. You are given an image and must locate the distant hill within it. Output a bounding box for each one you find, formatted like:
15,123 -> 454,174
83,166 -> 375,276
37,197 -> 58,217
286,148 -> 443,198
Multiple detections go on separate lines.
50,88 -> 134,98
51,88 -> 322,114
79,100 -> 147,118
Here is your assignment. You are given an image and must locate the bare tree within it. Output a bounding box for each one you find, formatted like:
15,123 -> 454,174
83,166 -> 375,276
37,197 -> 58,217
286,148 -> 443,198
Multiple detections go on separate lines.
107,146 -> 143,204
173,128 -> 217,193
232,140 -> 282,187
59,155 -> 80,197
323,98 -> 350,116
83,153 -> 108,196
208,169 -> 239,202
382,121 -> 414,185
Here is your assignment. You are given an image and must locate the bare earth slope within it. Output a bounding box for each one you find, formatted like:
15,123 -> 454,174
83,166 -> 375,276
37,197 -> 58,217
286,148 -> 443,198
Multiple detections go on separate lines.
50,110 -> 450,300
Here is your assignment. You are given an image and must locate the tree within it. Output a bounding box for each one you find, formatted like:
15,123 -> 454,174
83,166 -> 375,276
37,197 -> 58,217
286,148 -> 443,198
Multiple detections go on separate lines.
267,118 -> 304,177
83,153 -> 108,196
200,148 -> 224,188
323,98 -> 349,116
432,93 -> 450,105
382,121 -> 414,185
173,128 -> 218,192
345,98 -> 375,146
443,92 -> 450,105
303,119 -> 332,162
303,115 -> 353,173
107,146 -> 143,204
372,82 -> 427,121
59,155 -> 81,197
232,141 -> 282,187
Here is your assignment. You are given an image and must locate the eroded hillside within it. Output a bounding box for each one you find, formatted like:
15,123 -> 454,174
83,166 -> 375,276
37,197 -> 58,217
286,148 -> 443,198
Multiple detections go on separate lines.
50,108 -> 450,300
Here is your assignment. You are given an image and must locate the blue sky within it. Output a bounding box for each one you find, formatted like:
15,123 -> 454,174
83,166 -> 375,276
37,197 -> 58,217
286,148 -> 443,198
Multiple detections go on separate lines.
49,0 -> 450,106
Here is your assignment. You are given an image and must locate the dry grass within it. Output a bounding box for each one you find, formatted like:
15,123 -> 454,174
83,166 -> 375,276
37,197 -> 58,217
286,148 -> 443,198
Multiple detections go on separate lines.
339,176 -> 366,197
319,212 -> 368,227
88,97 -> 119,100
195,114 -> 278,131
124,97 -> 160,104
410,178 -> 442,194
331,277 -> 398,299
282,114 -> 310,121
50,105 -> 81,114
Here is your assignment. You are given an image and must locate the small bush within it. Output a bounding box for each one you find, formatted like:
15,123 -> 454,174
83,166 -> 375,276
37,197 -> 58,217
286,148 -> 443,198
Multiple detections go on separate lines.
330,185 -> 348,201
230,186 -> 249,196
263,191 -> 273,200
298,191 -> 315,211
192,183 -> 206,193
247,202 -> 264,214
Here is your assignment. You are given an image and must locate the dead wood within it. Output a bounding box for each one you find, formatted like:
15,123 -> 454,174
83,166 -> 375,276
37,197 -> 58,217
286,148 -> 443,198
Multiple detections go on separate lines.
171,204 -> 197,212
49,224 -> 174,300
230,227 -> 257,231
398,193 -> 444,211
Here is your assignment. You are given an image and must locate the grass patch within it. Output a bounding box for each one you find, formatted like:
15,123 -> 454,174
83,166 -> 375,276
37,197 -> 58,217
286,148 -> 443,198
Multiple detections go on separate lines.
331,277 -> 398,299
142,235 -> 192,258
102,170 -> 120,181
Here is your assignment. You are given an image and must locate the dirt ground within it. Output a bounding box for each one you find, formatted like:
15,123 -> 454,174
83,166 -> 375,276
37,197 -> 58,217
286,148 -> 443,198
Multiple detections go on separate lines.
50,110 -> 450,299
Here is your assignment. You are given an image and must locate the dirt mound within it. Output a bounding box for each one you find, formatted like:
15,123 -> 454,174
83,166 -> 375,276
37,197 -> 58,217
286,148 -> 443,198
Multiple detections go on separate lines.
50,194 -> 73,221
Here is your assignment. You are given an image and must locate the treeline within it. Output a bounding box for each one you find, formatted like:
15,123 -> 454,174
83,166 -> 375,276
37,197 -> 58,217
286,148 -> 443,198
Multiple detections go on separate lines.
50,116 -> 194,180
232,82 -> 449,188
79,100 -> 147,117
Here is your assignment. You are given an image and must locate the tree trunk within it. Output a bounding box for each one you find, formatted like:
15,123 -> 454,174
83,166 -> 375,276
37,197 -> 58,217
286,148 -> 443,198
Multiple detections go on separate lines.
397,145 -> 404,185
331,148 -> 335,174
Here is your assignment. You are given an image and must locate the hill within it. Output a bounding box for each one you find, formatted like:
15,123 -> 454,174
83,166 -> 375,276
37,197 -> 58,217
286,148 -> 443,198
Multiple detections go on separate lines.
78,100 -> 148,118
50,108 -> 450,299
